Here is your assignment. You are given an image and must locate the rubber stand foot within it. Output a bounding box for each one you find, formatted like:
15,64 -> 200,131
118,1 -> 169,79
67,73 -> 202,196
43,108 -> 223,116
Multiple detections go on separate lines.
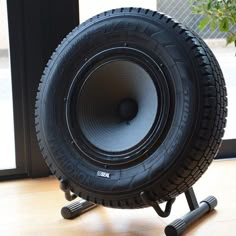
165,219 -> 186,236
61,199 -> 97,219
200,195 -> 217,211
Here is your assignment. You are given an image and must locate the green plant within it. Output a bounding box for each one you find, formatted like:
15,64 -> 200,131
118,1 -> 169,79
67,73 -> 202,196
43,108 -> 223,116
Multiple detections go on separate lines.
191,0 -> 236,46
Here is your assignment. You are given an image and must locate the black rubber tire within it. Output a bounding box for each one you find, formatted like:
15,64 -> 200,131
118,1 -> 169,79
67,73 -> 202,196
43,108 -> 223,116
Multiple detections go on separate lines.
35,8 -> 227,209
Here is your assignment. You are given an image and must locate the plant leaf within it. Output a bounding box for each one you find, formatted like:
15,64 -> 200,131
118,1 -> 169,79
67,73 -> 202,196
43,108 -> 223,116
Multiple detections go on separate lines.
226,33 -> 236,45
210,20 -> 217,30
219,18 -> 230,32
207,1 -> 212,10
198,17 -> 211,30
226,32 -> 236,45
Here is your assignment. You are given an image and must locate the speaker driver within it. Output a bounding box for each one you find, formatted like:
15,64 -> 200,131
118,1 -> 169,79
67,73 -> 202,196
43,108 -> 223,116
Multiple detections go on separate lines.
76,60 -> 158,153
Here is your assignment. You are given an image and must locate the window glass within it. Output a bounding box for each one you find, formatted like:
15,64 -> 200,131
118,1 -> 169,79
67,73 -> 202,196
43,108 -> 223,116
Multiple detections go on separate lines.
0,0 -> 16,170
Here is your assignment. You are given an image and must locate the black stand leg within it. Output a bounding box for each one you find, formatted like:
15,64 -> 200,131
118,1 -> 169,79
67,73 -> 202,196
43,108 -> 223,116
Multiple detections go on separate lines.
165,187 -> 217,236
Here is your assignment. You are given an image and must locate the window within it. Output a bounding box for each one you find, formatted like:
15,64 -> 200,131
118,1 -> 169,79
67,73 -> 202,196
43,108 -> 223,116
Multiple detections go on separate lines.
0,0 -> 16,170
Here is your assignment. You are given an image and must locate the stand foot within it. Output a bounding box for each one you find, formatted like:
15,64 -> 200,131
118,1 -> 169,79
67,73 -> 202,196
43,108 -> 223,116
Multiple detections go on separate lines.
165,194 -> 217,236
61,199 -> 97,219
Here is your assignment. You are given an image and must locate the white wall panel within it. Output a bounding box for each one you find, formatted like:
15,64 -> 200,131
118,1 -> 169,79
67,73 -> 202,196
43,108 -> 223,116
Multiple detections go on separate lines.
80,0 -> 157,22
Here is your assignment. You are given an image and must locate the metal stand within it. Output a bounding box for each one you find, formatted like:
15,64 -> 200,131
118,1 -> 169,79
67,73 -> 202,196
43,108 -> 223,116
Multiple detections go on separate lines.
60,180 -> 217,235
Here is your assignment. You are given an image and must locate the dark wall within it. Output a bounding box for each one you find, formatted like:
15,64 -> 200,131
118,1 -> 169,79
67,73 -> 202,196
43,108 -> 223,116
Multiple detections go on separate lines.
7,0 -> 79,178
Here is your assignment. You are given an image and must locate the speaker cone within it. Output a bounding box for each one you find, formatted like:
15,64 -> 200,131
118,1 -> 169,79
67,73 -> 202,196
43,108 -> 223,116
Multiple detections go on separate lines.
77,60 -> 158,153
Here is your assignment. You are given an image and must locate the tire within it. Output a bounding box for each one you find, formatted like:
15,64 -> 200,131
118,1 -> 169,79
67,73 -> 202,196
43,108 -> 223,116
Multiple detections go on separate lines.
35,8 -> 227,209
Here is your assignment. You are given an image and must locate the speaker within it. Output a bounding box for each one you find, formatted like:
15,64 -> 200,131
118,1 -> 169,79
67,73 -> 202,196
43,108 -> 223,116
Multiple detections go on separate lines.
35,8 -> 227,209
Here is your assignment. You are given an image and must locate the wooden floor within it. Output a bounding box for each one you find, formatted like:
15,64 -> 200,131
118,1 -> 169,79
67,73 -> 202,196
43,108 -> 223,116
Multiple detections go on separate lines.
0,160 -> 235,236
